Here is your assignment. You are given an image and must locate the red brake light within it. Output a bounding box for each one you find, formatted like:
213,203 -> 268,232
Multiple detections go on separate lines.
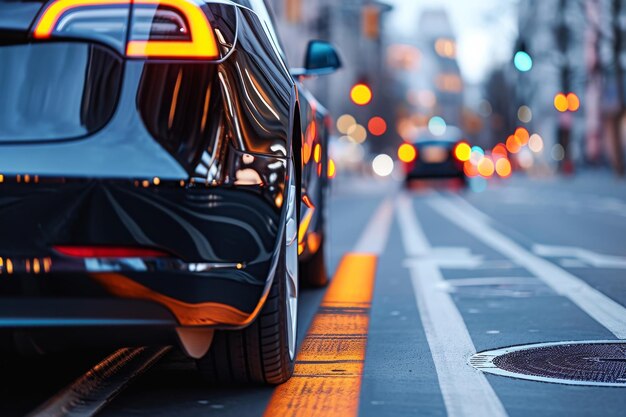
54,246 -> 168,258
33,0 -> 219,59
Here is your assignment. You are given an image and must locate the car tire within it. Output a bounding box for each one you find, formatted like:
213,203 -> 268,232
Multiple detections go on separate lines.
196,170 -> 298,385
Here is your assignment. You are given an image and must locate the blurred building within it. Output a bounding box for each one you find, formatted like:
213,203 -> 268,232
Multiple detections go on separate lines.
515,0 -> 626,173
390,9 -> 464,144
415,9 -> 464,128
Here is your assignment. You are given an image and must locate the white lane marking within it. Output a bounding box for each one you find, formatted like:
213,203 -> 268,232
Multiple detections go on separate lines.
353,197 -> 395,255
430,196 -> 626,340
533,244 -> 626,269
444,277 -> 541,287
396,194 -> 508,417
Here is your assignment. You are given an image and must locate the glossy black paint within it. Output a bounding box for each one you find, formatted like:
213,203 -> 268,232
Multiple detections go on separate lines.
0,0 -> 332,333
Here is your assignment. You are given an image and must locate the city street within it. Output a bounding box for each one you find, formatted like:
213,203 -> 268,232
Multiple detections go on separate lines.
4,172 -> 625,417
3,0 -> 626,416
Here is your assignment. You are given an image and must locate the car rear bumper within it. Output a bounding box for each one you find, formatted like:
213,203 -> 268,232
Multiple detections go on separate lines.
407,161 -> 464,179
0,179 -> 286,329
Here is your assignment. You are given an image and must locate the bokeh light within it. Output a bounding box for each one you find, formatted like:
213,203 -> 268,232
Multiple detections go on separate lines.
327,159 -> 336,179
470,146 -> 485,165
336,114 -> 356,134
495,158 -> 512,178
492,144 -> 508,159
514,127 -> 530,145
350,83 -> 372,106
349,124 -> 367,143
554,93 -> 568,112
517,105 -> 532,123
368,116 -> 387,136
314,143 -> 321,163
398,143 -> 417,163
506,135 -> 522,153
552,144 -> 565,161
372,154 -> 394,177
454,142 -> 471,161
567,93 -> 580,112
464,160 -> 479,177
513,51 -> 533,72
477,157 -> 495,177
518,148 -> 534,169
434,38 -> 456,58
428,116 -> 447,136
528,134 -> 544,153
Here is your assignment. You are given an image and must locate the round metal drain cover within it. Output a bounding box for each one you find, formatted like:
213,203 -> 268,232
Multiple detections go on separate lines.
470,340 -> 626,387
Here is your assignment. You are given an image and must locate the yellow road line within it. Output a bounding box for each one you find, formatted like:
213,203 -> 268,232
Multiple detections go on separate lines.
264,253 -> 378,417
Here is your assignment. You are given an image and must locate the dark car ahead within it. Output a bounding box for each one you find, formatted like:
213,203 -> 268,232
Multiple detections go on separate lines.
0,0 -> 340,384
402,127 -> 469,183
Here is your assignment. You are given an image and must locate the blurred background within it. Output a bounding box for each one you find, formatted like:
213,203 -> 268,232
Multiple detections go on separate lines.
267,0 -> 626,186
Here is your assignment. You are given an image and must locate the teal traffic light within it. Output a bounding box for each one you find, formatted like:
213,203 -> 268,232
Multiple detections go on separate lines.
514,51 -> 533,72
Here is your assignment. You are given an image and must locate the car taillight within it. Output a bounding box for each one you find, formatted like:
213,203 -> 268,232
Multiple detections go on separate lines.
453,142 -> 471,162
54,245 -> 169,258
33,0 -> 218,59
127,0 -> 218,58
398,143 -> 417,163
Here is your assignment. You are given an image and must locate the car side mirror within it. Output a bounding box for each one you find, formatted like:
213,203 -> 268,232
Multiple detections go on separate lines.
291,40 -> 342,77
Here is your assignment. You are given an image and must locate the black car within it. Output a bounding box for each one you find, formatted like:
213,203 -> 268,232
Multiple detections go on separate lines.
0,0 -> 340,384
402,127 -> 468,182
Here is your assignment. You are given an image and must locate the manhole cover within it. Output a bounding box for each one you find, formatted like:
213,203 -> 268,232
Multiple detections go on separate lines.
470,340 -> 626,387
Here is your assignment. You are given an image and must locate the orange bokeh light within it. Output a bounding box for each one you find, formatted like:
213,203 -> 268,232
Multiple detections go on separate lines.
327,159 -> 336,179
495,158 -> 512,178
506,135 -> 522,154
314,144 -> 321,163
454,142 -> 472,161
554,93 -> 568,112
567,93 -> 580,112
514,127 -> 530,145
368,116 -> 387,136
463,160 -> 478,177
398,143 -> 417,163
492,143 -> 508,159
477,157 -> 495,177
350,83 -> 372,106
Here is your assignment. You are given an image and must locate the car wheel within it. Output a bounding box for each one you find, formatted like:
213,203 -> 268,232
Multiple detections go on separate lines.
196,167 -> 298,385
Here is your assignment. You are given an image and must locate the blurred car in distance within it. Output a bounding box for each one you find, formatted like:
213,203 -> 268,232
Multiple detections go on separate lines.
400,126 -> 469,184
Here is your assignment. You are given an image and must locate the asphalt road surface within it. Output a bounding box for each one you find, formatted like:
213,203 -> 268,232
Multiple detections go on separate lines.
4,171 -> 626,417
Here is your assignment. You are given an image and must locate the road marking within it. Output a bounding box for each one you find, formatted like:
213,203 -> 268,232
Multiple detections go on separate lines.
396,194 -> 508,417
533,244 -> 626,269
430,195 -> 626,340
264,198 -> 393,417
353,198 -> 394,255
28,347 -> 170,417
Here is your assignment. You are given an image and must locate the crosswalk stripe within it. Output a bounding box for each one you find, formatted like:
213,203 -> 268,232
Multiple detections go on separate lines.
397,193 -> 509,417
264,198 -> 393,417
430,194 -> 626,339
